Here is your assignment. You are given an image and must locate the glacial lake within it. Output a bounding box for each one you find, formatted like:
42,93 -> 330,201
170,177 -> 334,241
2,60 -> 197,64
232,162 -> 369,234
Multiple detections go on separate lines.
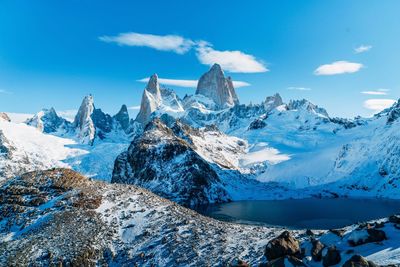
196,198 -> 400,230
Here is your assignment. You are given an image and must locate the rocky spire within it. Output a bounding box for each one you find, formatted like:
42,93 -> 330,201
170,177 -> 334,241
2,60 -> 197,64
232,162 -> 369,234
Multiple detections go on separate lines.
195,64 -> 239,109
113,104 -> 130,132
73,95 -> 96,145
135,74 -> 162,124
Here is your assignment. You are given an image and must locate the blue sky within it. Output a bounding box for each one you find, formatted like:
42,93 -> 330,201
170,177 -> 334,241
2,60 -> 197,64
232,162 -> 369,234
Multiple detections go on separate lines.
0,0 -> 399,118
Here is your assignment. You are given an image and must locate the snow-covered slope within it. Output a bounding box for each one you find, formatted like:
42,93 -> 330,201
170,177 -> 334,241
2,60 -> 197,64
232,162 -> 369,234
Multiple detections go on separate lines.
1,168 -> 399,266
0,120 -> 85,181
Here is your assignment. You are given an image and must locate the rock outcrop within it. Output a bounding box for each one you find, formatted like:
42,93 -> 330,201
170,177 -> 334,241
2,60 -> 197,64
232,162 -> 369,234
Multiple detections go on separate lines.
135,74 -> 162,124
196,64 -> 239,109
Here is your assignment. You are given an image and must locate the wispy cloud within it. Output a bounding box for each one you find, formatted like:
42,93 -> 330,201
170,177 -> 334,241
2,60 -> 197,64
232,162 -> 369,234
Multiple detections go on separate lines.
99,32 -> 195,54
138,77 -> 250,88
314,61 -> 363,75
100,32 -> 267,73
354,45 -> 372,54
128,106 -> 141,110
361,91 -> 388,96
363,99 -> 396,111
287,87 -> 311,91
195,42 -> 268,73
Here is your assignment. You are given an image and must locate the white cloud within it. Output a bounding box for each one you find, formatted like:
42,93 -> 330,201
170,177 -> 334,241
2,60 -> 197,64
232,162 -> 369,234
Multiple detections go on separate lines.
100,32 -> 268,73
363,99 -> 396,111
196,43 -> 268,73
361,90 -> 388,96
354,45 -> 372,54
128,106 -> 141,110
138,77 -> 250,88
314,61 -> 363,75
287,87 -> 311,91
99,32 -> 194,54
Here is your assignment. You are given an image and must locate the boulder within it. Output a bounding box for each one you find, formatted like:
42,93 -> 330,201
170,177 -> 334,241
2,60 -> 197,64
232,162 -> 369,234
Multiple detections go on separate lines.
311,239 -> 325,261
265,231 -> 300,261
343,255 -> 377,267
322,246 -> 341,267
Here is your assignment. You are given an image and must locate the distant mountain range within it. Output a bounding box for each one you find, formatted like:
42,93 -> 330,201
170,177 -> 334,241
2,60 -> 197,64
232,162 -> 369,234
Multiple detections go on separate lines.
2,63 -> 400,206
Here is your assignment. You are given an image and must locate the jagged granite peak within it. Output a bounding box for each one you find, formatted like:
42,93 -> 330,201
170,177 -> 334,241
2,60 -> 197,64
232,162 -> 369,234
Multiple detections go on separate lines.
146,73 -> 162,100
287,99 -> 329,118
112,117 -> 230,207
113,104 -> 130,132
26,108 -> 69,133
135,74 -> 163,124
73,95 -> 96,145
195,63 -> 239,109
263,93 -> 283,112
0,113 -> 11,122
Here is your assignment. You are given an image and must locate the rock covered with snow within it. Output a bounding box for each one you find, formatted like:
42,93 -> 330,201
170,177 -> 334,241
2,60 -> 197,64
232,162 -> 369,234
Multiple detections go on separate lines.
26,108 -> 70,133
263,93 -> 283,113
287,99 -> 329,118
195,63 -> 239,109
0,113 -> 11,122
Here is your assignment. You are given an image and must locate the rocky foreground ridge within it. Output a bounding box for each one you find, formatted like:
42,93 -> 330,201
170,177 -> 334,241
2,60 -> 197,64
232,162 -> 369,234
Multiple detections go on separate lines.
1,168 -> 400,266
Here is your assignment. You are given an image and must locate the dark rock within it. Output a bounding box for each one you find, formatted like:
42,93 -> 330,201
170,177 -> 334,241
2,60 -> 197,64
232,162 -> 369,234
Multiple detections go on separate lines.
311,239 -> 324,261
322,246 -> 341,267
264,231 -> 300,261
329,228 -> 346,237
305,229 -> 314,236
230,258 -> 249,267
389,214 -> 400,224
343,255 -> 377,267
248,119 -> 267,130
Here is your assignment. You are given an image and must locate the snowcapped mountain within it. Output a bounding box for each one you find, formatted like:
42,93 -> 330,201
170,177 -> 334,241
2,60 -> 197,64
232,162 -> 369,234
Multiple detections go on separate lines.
26,107 -> 70,133
0,95 -> 141,181
2,64 -> 400,204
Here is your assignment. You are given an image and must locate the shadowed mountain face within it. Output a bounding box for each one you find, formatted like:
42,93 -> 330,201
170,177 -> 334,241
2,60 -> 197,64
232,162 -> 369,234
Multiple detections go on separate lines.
112,117 -> 230,207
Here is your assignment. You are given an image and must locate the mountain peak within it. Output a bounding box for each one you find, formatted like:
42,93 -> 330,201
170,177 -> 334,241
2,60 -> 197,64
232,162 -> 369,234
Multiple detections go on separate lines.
73,95 -> 96,145
136,74 -> 163,124
195,64 -> 239,109
113,104 -> 130,132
